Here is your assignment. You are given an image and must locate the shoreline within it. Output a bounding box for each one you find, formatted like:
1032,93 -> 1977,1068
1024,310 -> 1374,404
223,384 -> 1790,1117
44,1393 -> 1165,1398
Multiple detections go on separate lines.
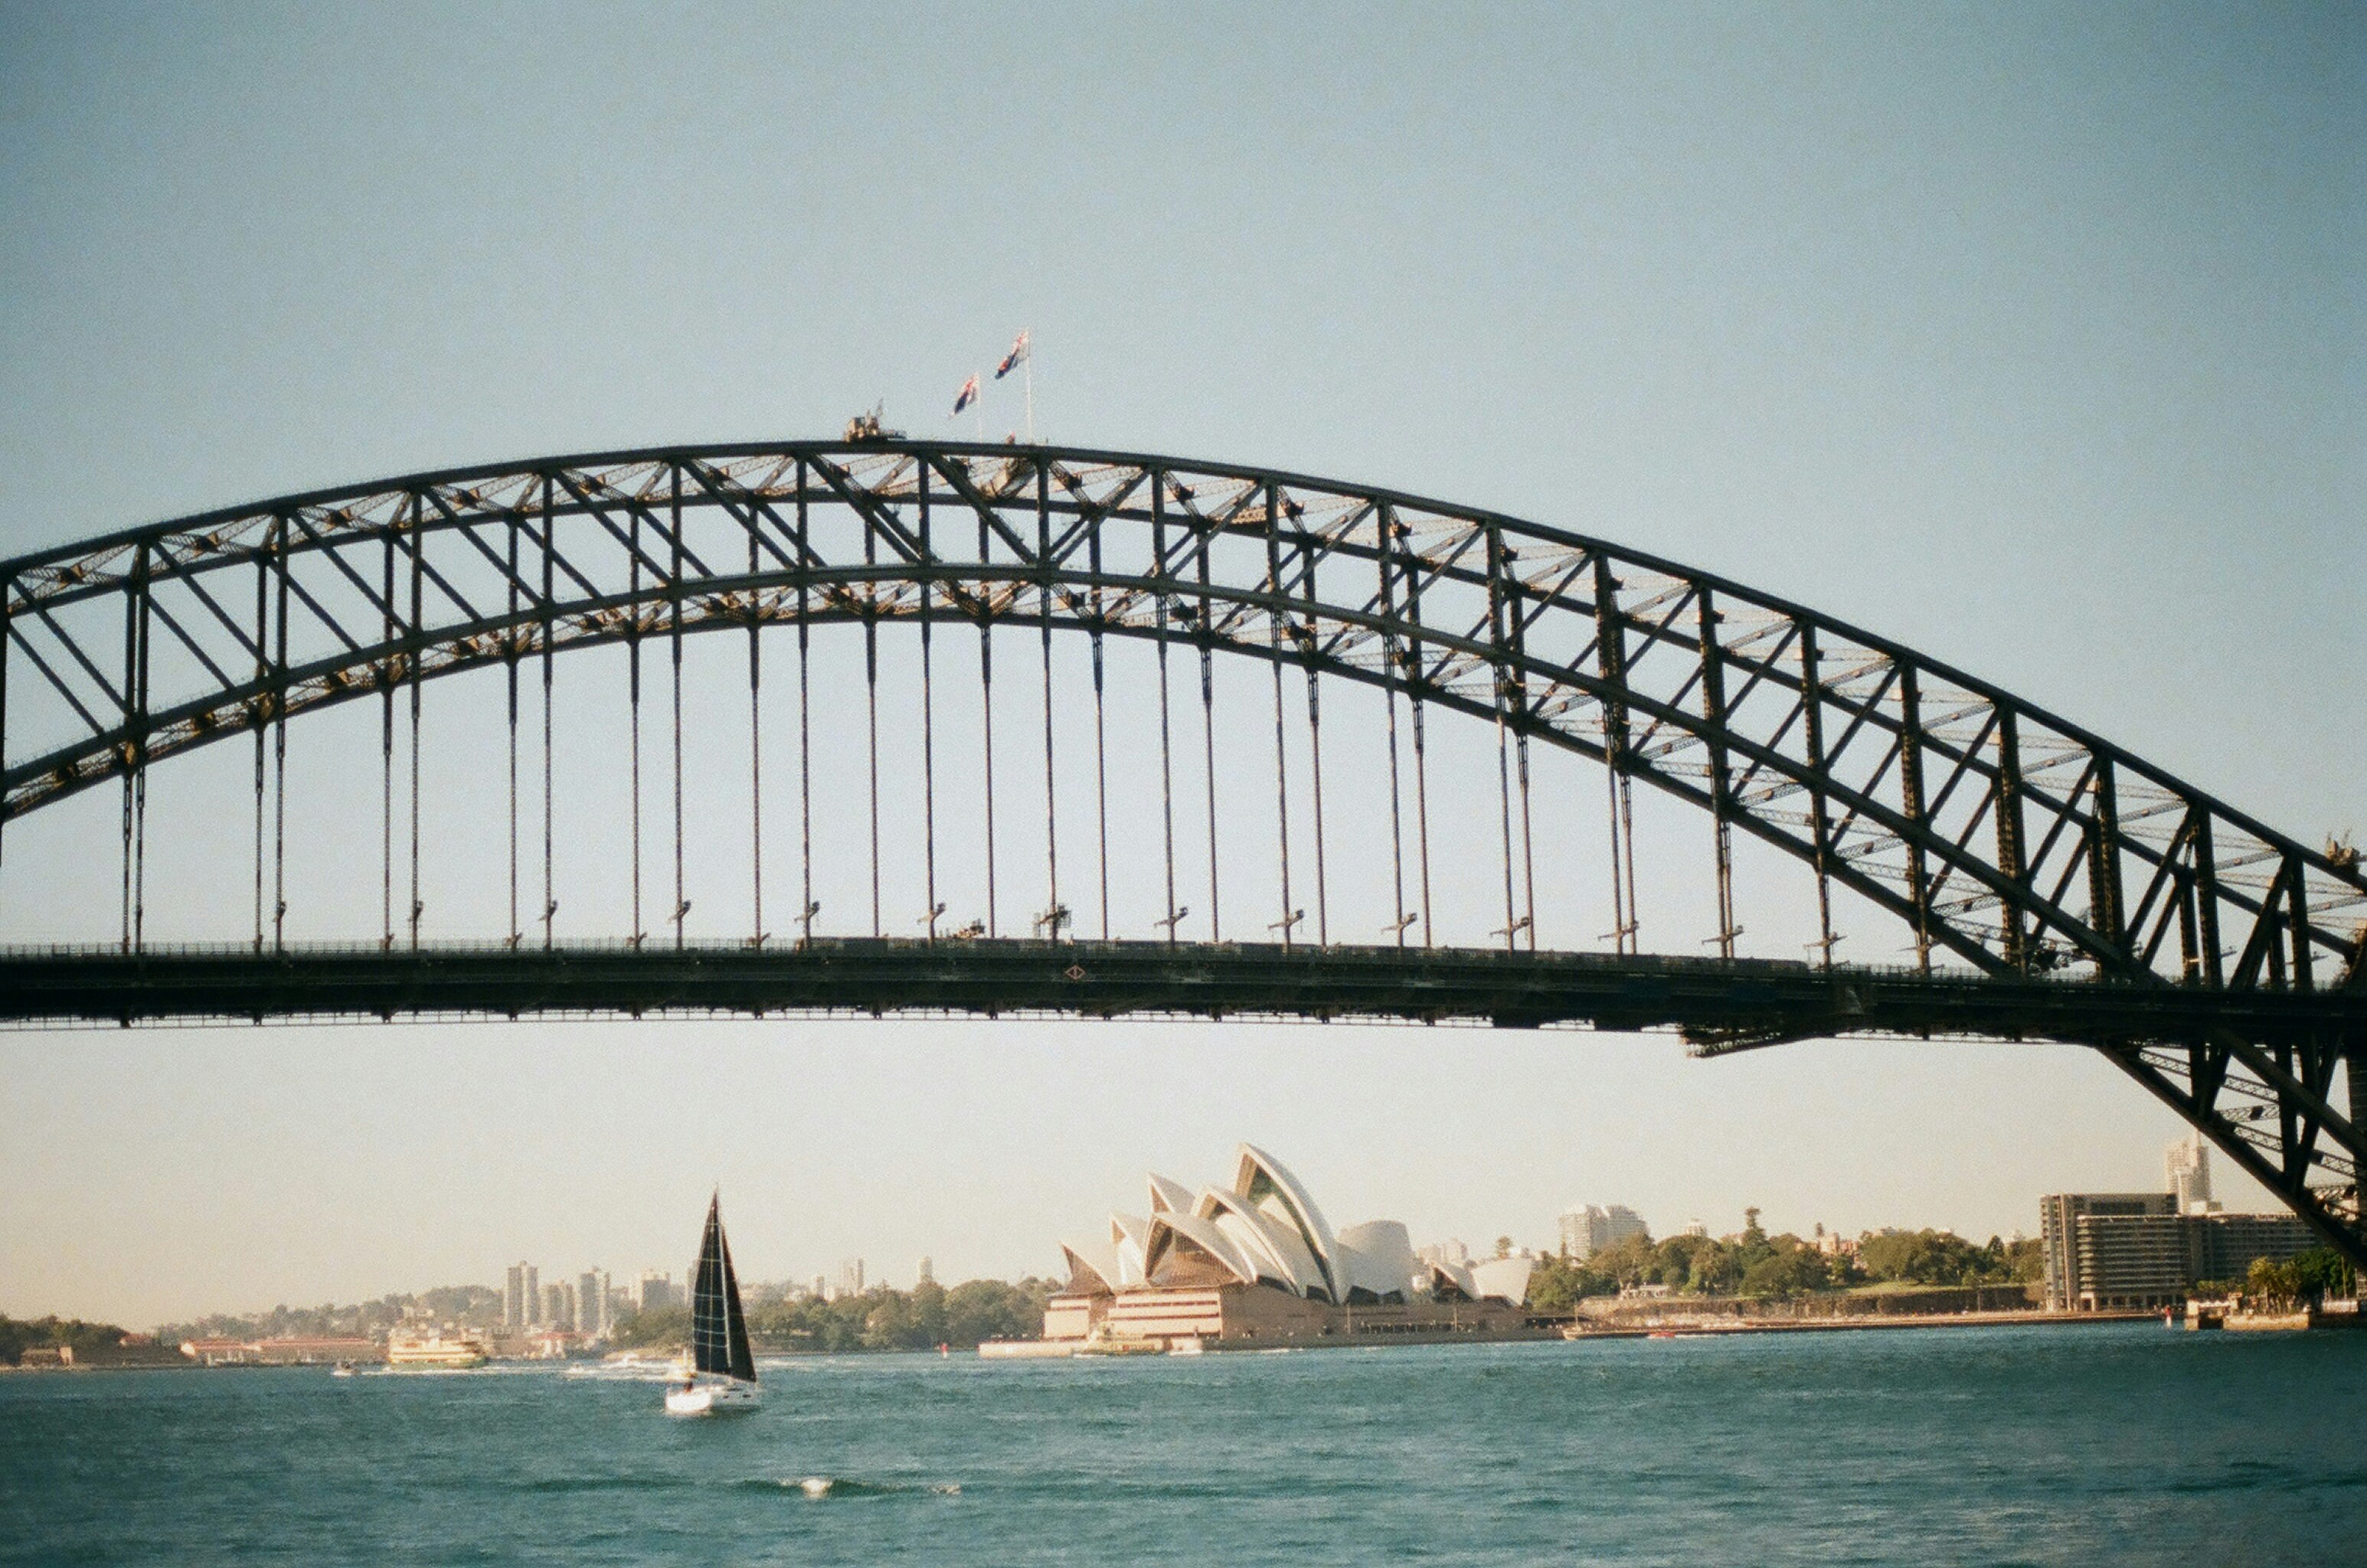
1563,1308 -> 2158,1339
3,1311 -> 2181,1373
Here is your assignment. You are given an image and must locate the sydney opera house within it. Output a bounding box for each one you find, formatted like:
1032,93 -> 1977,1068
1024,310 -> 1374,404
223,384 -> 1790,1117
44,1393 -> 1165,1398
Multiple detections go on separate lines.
1018,1145 -> 1552,1353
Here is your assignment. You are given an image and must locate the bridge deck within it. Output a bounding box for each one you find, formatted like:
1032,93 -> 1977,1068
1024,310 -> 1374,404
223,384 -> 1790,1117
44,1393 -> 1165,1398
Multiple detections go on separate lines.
4,939 -> 2358,1049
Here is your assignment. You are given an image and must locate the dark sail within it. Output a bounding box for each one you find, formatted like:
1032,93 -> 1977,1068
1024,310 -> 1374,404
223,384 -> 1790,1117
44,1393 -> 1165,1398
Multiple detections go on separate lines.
689,1193 -> 758,1383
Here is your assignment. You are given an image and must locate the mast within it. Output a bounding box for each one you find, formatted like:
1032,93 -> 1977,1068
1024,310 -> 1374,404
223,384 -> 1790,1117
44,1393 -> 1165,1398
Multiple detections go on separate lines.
719,1207 -> 756,1384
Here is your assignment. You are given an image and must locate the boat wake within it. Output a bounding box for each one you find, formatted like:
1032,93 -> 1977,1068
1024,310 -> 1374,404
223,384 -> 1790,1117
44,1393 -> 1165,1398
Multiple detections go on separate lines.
767,1477 -> 963,1500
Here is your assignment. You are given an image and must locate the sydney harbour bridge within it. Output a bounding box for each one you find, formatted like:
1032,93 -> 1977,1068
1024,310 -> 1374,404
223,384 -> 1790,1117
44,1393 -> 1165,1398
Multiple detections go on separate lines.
1,438 -> 2361,1266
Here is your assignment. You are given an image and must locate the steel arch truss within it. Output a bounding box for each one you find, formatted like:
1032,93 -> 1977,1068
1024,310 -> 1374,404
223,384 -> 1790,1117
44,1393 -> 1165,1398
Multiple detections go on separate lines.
4,439 -> 2363,1262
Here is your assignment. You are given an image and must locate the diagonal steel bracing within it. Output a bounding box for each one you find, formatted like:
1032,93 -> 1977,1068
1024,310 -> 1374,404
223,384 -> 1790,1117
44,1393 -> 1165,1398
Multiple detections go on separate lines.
3,438 -> 2362,1266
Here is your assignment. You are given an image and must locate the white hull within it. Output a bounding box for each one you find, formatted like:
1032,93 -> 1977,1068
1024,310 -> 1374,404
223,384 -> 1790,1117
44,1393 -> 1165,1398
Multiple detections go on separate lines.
665,1376 -> 760,1416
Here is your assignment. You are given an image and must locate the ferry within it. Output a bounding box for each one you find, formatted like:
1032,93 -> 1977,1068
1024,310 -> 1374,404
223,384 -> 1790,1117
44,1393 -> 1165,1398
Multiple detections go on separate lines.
385,1331 -> 490,1370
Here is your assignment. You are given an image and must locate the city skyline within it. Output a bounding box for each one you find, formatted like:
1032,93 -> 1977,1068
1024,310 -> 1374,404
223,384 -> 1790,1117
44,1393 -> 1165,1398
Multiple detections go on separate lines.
68,1184 -> 2078,1333
3,5 -> 2358,1325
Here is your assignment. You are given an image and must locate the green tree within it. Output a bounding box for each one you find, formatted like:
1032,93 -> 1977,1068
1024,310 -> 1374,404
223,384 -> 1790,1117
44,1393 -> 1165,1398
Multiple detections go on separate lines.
908,1279 -> 950,1347
1686,1240 -> 1744,1295
2245,1256 -> 2302,1309
862,1292 -> 917,1351
1527,1256 -> 1596,1312
943,1279 -> 1051,1346
0,1315 -> 130,1366
1858,1230 -> 2009,1287
2289,1247 -> 2355,1302
1740,1242 -> 1829,1299
606,1305 -> 690,1351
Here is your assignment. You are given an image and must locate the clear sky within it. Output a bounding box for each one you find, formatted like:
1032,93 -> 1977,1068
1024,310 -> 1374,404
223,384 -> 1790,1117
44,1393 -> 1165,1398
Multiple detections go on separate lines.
2,2 -> 2359,1327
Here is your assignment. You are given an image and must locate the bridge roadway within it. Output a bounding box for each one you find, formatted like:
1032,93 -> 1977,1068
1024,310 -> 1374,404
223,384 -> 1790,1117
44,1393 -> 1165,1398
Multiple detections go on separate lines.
5,939 -> 2359,1052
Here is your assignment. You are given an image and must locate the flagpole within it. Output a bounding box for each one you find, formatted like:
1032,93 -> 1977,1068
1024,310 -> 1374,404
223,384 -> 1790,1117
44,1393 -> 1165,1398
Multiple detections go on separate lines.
976,371 -> 986,440
1023,338 -> 1035,443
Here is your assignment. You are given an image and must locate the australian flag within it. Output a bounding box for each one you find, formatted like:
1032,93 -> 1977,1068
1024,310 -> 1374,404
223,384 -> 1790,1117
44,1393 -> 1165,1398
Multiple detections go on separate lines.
951,374 -> 980,416
995,329 -> 1031,380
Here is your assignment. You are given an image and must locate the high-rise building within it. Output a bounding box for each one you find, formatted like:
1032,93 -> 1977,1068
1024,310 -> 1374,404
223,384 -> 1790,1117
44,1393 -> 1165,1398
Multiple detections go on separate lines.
916,1256 -> 934,1289
633,1270 -> 677,1313
1414,1240 -> 1471,1269
544,1280 -> 575,1331
835,1259 -> 866,1299
2040,1191 -> 2313,1309
577,1271 -> 607,1338
1558,1204 -> 1650,1260
505,1263 -> 541,1329
2166,1135 -> 2213,1214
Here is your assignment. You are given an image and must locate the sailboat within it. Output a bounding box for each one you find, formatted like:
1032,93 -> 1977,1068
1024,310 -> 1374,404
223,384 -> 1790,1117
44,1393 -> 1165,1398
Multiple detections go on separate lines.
664,1191 -> 760,1416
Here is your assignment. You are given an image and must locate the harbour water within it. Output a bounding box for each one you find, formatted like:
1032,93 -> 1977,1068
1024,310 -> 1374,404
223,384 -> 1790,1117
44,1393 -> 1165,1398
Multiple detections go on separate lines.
4,1324 -> 2362,1564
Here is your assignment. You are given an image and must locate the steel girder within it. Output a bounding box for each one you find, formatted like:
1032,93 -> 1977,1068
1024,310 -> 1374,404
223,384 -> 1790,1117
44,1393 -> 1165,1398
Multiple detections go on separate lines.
3,439 -> 2363,1262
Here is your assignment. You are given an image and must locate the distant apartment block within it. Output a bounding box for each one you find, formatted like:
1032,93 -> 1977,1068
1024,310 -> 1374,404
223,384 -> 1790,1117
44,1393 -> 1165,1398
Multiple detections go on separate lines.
577,1270 -> 608,1338
1558,1204 -> 1649,1261
633,1270 -> 679,1313
505,1262 -> 540,1331
1414,1239 -> 1471,1270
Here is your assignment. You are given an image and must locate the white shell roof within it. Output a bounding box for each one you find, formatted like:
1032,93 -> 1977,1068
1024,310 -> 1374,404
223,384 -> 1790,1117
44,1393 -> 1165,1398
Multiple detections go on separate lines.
1108,1212 -> 1152,1287
1143,1210 -> 1259,1288
1233,1144 -> 1342,1302
1146,1173 -> 1195,1216
1059,1239 -> 1123,1295
1336,1220 -> 1418,1301
1196,1186 -> 1323,1295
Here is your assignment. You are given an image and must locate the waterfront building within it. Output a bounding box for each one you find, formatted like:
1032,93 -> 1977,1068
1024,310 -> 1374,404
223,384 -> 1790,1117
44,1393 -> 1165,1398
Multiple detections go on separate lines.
2188,1213 -> 2316,1285
1031,1145 -> 1548,1353
178,1336 -> 380,1367
1558,1203 -> 1649,1260
2040,1191 -> 2316,1309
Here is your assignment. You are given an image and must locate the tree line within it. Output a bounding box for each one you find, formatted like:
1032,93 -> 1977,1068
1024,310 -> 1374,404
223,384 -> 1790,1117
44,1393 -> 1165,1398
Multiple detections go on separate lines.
2215,1250 -> 2355,1309
608,1277 -> 1054,1354
0,1315 -> 136,1366
152,1285 -> 503,1347
1527,1213 -> 2044,1310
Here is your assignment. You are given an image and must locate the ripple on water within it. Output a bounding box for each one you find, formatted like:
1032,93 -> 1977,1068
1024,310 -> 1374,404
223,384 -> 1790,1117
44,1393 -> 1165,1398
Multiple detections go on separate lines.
2,1328 -> 2363,1565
